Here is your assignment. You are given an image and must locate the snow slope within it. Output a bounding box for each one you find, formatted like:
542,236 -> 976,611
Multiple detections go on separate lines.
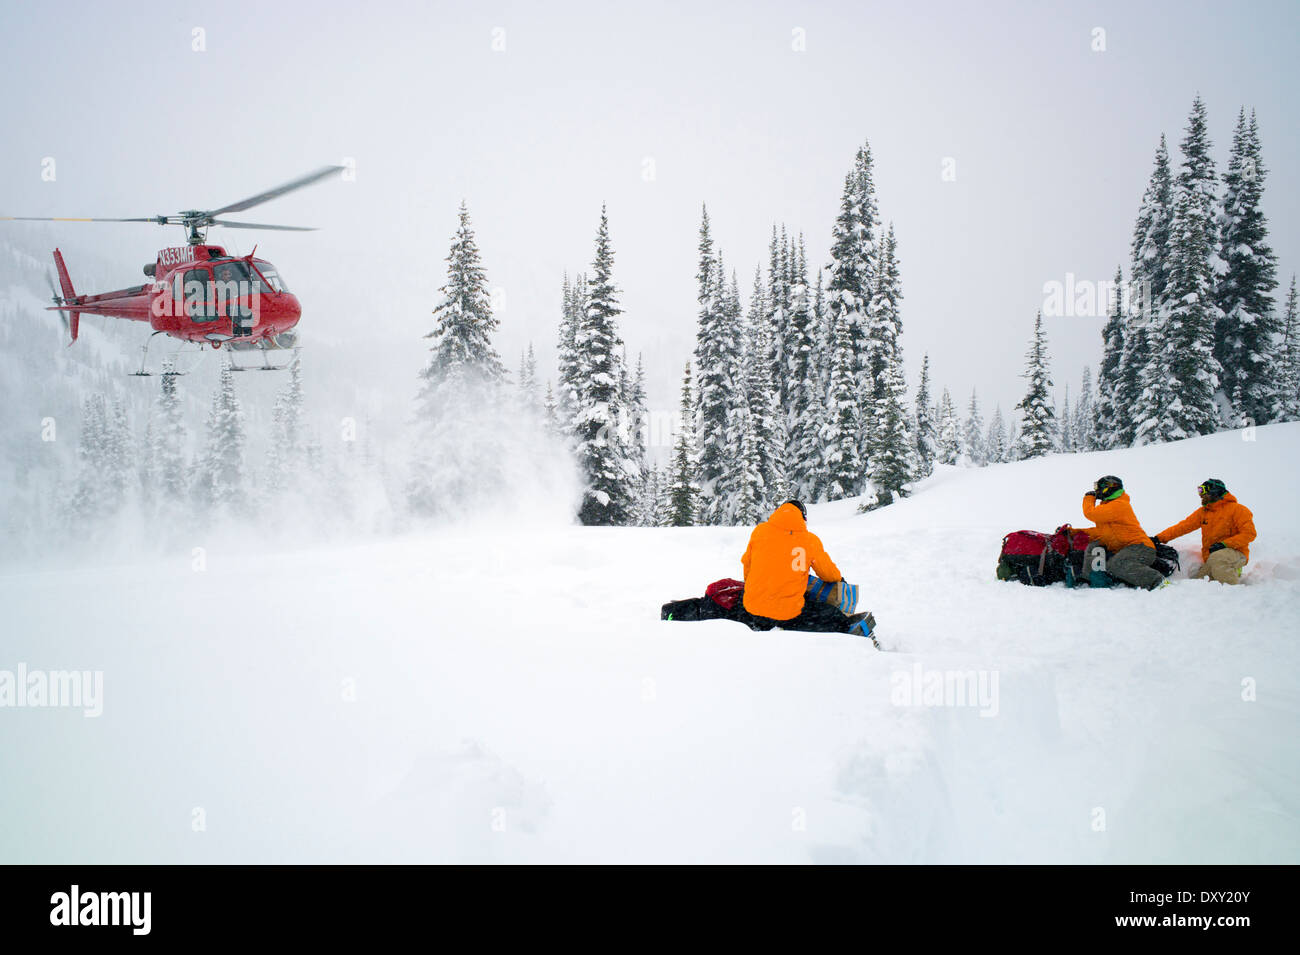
2,425 -> 1298,863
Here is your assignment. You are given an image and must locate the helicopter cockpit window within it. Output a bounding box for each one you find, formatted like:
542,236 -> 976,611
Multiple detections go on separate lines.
181,267 -> 216,321
253,262 -> 288,293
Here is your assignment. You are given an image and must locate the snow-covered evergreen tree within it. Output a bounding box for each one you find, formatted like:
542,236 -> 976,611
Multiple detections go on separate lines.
786,239 -> 824,501
825,141 -> 879,489
1094,268 -> 1126,448
1074,366 -> 1096,452
556,272 -> 584,431
964,389 -> 986,466
1058,385 -> 1074,453
935,388 -> 960,466
195,360 -> 247,507
667,362 -> 699,526
986,405 -> 1008,464
1141,96 -> 1222,442
1272,275 -> 1300,422
822,309 -> 862,501
744,266 -> 783,503
415,202 -> 505,408
266,356 -> 305,493
868,361 -> 913,504
517,343 -> 541,417
574,204 -> 635,525
1216,109 -> 1279,424
409,203 -> 508,515
542,381 -> 563,438
70,394 -> 109,522
1014,312 -> 1056,459
912,354 -> 937,477
693,208 -> 744,524
150,363 -> 188,501
1125,136 -> 1176,447
626,352 -> 649,478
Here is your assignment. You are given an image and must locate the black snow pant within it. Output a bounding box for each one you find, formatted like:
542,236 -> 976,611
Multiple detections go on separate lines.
739,599 -> 852,633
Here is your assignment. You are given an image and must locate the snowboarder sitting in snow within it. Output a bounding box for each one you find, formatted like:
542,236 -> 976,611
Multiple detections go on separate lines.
738,500 -> 872,636
1080,475 -> 1166,591
1154,479 -> 1256,586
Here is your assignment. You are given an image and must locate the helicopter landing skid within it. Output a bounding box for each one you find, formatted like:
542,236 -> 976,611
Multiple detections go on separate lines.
227,341 -> 299,372
129,331 -> 176,377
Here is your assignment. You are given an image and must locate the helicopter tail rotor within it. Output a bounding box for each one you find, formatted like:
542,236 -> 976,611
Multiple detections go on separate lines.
49,250 -> 81,344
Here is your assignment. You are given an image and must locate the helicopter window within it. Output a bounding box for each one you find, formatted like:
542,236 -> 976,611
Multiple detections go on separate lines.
182,267 -> 217,321
253,261 -> 288,293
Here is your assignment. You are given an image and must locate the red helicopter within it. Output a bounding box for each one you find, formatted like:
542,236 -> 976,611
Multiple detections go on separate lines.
3,165 -> 340,373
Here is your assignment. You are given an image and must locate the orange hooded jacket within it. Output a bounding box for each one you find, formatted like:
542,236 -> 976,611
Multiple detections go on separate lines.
1080,491 -> 1152,552
1156,492 -> 1256,562
741,502 -> 842,621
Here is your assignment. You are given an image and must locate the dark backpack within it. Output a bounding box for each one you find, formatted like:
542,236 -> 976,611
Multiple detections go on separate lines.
661,578 -> 745,621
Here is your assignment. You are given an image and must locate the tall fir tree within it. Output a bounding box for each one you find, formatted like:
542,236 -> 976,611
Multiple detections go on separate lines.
195,360 -> 247,507
912,353 -> 937,477
1216,109 -> 1279,423
693,207 -> 743,524
822,308 -> 862,501
1014,312 -> 1057,459
1058,385 -> 1074,452
964,389 -> 986,466
825,141 -> 880,491
667,362 -> 699,526
1272,275 -> 1300,422
935,388 -> 960,465
786,240 -> 824,501
986,405 -> 1008,464
150,362 -> 188,501
517,343 -> 541,417
556,272 -> 584,430
868,361 -> 913,504
865,224 -> 910,476
415,202 -> 505,414
1141,95 -> 1222,442
1125,137 -> 1176,447
1074,366 -> 1096,452
574,204 -> 636,525
1095,266 -> 1127,447
745,265 -> 783,503
266,356 -> 306,493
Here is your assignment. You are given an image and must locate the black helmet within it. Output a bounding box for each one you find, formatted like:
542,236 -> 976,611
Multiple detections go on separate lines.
1198,478 -> 1227,502
1095,475 -> 1124,500
781,499 -> 808,521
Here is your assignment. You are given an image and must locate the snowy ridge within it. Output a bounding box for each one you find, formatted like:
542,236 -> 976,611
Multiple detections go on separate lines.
1,425 -> 1297,862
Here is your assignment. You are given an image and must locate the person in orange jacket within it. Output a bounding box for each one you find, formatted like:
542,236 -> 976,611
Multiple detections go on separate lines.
1155,479 -> 1256,585
740,500 -> 869,634
1080,475 -> 1166,590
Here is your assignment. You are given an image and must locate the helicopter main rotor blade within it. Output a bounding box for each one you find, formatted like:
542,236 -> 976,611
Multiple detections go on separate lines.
0,216 -> 162,223
208,220 -> 318,231
206,165 -> 343,218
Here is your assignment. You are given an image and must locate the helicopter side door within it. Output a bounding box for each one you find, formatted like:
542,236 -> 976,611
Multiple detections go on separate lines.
177,266 -> 218,325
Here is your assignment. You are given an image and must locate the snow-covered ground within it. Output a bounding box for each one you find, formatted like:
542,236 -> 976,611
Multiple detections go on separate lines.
3,425 -> 1298,863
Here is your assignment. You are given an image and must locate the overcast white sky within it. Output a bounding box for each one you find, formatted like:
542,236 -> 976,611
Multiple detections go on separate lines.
3,0 -> 1297,423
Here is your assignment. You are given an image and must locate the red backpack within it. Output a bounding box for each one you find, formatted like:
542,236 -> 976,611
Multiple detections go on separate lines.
997,525 -> 1091,586
704,578 -> 745,610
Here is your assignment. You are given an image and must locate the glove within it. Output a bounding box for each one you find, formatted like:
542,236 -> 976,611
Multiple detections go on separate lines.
1150,536 -> 1161,548
1084,490 -> 1096,498
1209,542 -> 1226,554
